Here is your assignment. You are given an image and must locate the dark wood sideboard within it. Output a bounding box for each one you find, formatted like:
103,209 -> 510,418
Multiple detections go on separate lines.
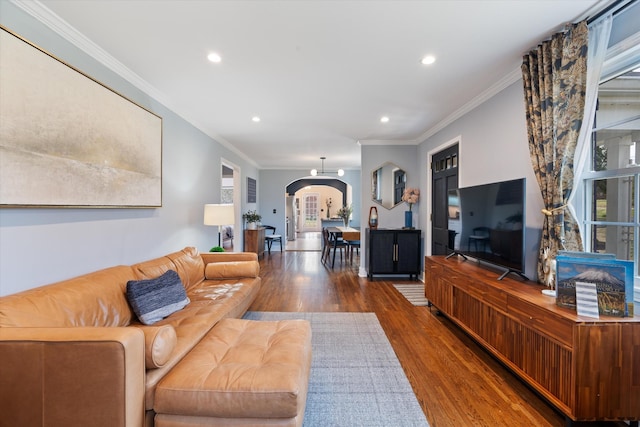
425,255 -> 640,425
244,227 -> 265,259
367,228 -> 421,279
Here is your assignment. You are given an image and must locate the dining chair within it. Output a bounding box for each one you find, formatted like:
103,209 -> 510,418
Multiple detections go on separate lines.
342,229 -> 360,265
322,228 -> 346,266
346,239 -> 360,264
263,225 -> 283,253
321,228 -> 331,264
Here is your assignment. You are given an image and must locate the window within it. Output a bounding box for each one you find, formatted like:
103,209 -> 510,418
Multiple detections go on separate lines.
221,165 -> 234,204
583,60 -> 640,303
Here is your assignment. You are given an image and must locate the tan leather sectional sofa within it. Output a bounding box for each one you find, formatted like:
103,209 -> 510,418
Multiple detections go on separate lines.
0,247 -> 312,427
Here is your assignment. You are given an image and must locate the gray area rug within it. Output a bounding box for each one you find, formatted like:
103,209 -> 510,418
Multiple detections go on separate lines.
243,311 -> 429,427
393,284 -> 429,306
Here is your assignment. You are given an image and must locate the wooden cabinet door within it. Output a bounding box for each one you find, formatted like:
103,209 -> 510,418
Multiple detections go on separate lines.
396,230 -> 420,273
369,229 -> 420,277
369,230 -> 395,274
424,259 -> 453,313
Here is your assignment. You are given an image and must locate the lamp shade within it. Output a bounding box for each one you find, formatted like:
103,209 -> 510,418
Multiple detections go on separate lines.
204,204 -> 235,226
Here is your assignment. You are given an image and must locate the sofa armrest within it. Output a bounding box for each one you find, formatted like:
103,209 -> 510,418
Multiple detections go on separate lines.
200,252 -> 258,264
0,327 -> 145,427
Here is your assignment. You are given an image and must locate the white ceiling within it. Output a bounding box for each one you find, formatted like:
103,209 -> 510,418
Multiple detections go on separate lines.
33,0 -> 606,171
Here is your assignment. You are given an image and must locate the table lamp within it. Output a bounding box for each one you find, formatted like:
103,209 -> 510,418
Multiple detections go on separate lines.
204,204 -> 235,248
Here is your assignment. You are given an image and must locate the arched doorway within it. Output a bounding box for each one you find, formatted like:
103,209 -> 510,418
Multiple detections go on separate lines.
285,177 -> 352,250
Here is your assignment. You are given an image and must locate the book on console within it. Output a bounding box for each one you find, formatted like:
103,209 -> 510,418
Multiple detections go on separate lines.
556,253 -> 633,317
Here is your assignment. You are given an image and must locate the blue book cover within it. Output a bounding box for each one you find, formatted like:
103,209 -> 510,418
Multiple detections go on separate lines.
556,255 -> 633,317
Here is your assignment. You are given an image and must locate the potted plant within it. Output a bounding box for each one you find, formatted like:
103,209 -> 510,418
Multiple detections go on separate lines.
336,205 -> 353,227
242,210 -> 262,229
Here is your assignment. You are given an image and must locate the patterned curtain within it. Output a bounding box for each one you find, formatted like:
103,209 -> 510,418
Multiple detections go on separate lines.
521,21 -> 588,282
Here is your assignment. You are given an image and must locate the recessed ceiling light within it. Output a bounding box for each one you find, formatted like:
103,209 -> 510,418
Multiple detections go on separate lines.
380,116 -> 389,123
421,55 -> 436,65
252,116 -> 261,122
207,52 -> 221,63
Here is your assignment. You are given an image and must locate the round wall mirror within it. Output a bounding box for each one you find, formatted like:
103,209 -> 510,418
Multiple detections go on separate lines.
371,162 -> 406,209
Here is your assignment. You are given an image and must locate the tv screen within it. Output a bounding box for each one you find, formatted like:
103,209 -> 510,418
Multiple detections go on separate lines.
448,178 -> 526,280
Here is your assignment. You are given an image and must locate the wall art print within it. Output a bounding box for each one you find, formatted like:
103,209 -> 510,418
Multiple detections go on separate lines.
247,177 -> 256,203
0,26 -> 162,208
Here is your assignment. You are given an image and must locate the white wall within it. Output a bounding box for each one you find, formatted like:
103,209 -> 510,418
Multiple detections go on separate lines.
417,81 -> 543,280
0,3 -> 260,295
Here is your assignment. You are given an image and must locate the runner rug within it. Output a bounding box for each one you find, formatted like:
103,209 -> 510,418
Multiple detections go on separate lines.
393,284 -> 430,306
243,311 -> 429,427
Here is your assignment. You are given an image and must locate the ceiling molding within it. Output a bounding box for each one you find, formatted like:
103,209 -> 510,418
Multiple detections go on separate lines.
12,0 -> 259,169
358,139 -> 420,146
416,67 -> 523,143
11,0 -> 169,104
358,67 -> 522,147
364,0 -> 628,151
414,0 -> 622,149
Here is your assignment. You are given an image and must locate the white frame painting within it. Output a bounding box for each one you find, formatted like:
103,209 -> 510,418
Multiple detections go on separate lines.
0,26 -> 162,208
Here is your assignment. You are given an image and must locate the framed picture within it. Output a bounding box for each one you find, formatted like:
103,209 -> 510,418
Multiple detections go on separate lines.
247,177 -> 256,203
0,26 -> 162,207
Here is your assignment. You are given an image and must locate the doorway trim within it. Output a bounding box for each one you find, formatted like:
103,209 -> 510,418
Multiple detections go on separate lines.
286,178 -> 347,206
221,157 -> 242,249
426,135 -> 461,257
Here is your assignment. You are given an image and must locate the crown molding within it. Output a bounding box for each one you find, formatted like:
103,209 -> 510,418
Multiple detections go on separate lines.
417,67 -> 522,142
11,0 -> 168,104
358,67 -> 522,147
11,0 -> 259,169
358,139 -> 420,146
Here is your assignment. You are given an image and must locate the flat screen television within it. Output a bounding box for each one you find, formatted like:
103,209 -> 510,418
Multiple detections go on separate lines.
447,178 -> 527,280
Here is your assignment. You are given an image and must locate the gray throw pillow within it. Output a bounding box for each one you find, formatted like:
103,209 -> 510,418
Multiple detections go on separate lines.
126,270 -> 190,325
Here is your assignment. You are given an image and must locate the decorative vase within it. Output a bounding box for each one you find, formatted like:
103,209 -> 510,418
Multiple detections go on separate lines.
343,217 -> 349,227
404,211 -> 413,229
327,208 -> 330,219
368,206 -> 378,229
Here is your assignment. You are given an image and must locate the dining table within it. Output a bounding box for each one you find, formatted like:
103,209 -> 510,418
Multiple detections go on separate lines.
326,226 -> 361,268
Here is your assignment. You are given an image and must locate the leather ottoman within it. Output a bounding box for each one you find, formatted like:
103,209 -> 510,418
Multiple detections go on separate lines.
154,318 -> 312,427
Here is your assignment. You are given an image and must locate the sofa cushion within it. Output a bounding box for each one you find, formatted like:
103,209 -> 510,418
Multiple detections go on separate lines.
204,261 -> 259,280
132,247 -> 206,292
135,325 -> 178,369
0,265 -> 135,328
126,270 -> 190,325
131,256 -> 174,282
166,247 -> 206,291
154,318 -> 312,419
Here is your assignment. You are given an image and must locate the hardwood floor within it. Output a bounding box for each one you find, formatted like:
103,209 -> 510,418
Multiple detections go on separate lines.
249,250 -> 629,427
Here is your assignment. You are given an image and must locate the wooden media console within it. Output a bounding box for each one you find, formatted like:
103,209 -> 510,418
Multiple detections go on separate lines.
425,255 -> 640,425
